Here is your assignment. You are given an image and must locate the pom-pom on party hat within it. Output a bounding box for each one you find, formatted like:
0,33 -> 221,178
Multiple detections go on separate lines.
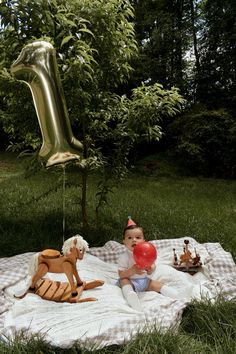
127,215 -> 137,227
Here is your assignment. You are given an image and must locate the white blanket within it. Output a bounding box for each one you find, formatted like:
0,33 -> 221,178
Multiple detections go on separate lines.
1,237 -> 236,349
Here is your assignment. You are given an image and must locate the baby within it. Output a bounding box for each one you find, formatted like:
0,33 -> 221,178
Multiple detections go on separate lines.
117,217 -> 178,310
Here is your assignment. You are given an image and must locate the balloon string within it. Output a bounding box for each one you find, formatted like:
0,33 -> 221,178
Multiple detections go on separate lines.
62,164 -> 66,244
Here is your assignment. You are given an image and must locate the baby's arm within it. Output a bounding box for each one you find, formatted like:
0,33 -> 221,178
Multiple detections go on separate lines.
119,265 -> 146,279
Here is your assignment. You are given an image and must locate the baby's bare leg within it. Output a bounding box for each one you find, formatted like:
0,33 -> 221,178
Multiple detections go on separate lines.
146,279 -> 163,292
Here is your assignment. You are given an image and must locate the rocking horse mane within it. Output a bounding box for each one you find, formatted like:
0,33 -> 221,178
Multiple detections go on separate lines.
61,235 -> 89,255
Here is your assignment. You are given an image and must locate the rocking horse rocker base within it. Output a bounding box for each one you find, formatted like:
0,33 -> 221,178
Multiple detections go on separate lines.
28,279 -> 104,303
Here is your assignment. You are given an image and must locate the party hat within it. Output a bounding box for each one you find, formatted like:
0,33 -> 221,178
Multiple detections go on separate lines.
127,215 -> 137,227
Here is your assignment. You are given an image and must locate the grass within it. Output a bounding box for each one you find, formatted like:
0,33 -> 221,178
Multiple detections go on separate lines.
0,151 -> 236,353
0,152 -> 235,259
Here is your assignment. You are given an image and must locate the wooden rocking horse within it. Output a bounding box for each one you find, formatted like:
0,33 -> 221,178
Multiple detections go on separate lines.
27,235 -> 104,303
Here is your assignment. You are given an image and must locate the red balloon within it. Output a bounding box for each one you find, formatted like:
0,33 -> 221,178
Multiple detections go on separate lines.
133,242 -> 157,269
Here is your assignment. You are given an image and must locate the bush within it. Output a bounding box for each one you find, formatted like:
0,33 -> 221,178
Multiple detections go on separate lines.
169,108 -> 236,178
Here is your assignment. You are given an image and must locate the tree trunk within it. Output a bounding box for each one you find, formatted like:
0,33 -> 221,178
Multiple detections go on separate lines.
189,0 -> 200,75
81,170 -> 88,228
175,0 -> 184,91
81,113 -> 88,228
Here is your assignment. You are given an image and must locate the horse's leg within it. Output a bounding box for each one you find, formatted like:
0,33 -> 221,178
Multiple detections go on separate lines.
73,264 -> 83,287
63,261 -> 77,296
84,280 -> 104,290
30,262 -> 49,290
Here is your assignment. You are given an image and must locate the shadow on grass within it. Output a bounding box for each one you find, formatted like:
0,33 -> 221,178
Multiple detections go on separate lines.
0,214 -> 122,257
0,212 -> 66,257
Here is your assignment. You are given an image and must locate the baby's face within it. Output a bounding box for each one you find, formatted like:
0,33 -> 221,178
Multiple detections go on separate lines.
123,228 -> 144,251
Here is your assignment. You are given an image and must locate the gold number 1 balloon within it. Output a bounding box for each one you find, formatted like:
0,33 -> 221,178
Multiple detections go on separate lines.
11,41 -> 83,167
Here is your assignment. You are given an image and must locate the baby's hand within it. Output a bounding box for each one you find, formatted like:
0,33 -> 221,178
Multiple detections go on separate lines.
146,263 -> 156,275
132,264 -> 147,275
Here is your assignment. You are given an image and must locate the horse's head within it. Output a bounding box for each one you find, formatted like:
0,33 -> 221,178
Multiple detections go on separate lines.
62,235 -> 89,259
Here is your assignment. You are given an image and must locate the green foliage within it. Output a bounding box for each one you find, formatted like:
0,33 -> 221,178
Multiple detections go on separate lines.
128,84 -> 185,142
0,0 -> 138,148
0,0 -> 96,149
0,0 -> 187,226
0,68 -> 40,151
169,108 -> 236,177
95,180 -> 113,227
0,0 -> 141,225
83,83 -> 184,163
197,0 -> 236,109
73,82 -> 183,225
130,0 -> 236,112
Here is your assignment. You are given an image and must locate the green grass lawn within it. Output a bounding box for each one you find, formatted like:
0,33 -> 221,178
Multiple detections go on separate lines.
1,152 -> 235,259
0,151 -> 236,353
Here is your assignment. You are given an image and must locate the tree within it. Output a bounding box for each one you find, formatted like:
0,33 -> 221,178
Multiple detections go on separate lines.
0,0 -> 185,227
127,0 -> 236,179
168,107 -> 236,177
196,0 -> 236,110
129,0 -> 193,95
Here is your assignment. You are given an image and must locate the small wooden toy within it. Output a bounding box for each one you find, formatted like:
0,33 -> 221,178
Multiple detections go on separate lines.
172,239 -> 202,274
27,235 -> 104,302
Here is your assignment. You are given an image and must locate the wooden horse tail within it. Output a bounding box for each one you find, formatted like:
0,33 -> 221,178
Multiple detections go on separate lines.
28,252 -> 40,276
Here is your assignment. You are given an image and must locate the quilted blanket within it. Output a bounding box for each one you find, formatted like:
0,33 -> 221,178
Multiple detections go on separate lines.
0,237 -> 236,349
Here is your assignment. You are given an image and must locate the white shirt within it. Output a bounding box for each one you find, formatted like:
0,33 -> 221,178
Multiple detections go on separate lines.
118,248 -> 149,279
